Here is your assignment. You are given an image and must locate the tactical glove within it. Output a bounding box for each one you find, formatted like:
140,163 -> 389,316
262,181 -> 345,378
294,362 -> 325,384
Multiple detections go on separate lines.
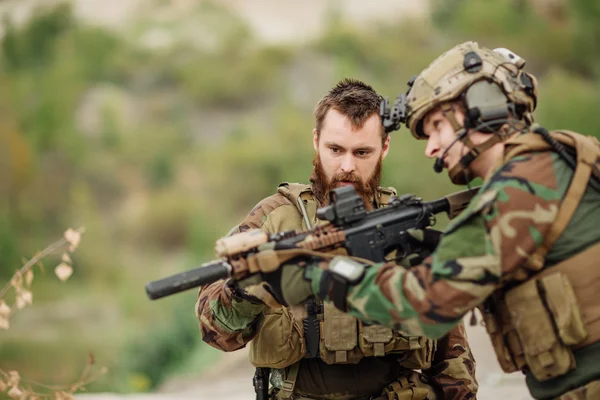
236,254 -> 370,309
406,228 -> 443,250
229,275 -> 283,309
263,256 -> 368,312
397,228 -> 443,267
261,257 -> 322,307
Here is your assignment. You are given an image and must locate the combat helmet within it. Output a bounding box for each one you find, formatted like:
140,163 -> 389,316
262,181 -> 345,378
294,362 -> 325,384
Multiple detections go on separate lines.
397,41 -> 538,184
406,41 -> 538,139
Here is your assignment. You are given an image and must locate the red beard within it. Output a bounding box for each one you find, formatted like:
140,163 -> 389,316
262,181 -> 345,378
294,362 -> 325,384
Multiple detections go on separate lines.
310,153 -> 382,211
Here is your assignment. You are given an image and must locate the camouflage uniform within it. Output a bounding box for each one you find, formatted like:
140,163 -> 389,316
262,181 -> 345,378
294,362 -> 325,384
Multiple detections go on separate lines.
196,181 -> 478,399
312,136 -> 600,400
303,42 -> 600,400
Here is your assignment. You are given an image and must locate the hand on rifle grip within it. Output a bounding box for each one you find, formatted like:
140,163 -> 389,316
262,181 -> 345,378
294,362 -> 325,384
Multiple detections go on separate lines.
396,228 -> 443,267
406,228 -> 443,251
227,276 -> 283,309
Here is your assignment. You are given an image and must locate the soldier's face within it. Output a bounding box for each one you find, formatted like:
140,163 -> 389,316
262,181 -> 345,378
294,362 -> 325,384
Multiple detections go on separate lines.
313,108 -> 390,192
422,106 -> 468,173
422,105 -> 503,181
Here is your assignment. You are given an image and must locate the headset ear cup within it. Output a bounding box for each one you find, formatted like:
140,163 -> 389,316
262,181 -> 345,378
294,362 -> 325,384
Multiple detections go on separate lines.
463,80 -> 511,133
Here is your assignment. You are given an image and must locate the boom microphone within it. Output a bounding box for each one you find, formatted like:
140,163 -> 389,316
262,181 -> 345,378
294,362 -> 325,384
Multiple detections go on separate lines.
432,129 -> 467,174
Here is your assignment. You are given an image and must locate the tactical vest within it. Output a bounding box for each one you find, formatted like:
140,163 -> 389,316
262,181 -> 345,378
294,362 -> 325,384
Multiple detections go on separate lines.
248,183 -> 437,373
477,130 -> 600,382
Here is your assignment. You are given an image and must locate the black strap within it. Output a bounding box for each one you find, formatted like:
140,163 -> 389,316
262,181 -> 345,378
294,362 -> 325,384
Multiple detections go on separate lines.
459,150 -> 478,169
261,269 -> 288,306
303,298 -> 321,358
331,274 -> 349,310
318,270 -> 350,311
226,279 -> 265,305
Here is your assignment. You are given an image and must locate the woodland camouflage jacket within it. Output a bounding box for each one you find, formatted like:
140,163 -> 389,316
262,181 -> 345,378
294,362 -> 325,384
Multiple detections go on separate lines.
312,142 -> 600,398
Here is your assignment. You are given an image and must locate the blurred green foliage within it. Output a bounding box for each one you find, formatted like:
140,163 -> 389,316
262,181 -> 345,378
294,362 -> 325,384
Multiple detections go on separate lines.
1,0 -> 599,393
431,0 -> 600,78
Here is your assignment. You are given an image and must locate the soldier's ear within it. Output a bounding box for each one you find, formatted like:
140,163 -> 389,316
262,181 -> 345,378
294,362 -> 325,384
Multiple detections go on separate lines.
313,128 -> 319,152
382,135 -> 391,160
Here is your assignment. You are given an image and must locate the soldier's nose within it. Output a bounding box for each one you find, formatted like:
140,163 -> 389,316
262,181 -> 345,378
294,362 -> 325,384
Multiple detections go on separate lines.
424,136 -> 440,159
340,155 -> 356,173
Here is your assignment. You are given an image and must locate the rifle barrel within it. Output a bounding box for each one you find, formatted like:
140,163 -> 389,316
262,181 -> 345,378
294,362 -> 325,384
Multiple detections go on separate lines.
145,260 -> 231,300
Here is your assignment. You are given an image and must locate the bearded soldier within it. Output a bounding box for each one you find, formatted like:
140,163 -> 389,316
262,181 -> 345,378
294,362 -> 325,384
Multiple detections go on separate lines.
261,43 -> 600,400
196,79 -> 478,400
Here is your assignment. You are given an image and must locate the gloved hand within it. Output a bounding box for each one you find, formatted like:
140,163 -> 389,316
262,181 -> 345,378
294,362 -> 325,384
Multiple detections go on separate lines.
262,256 -> 368,310
232,257 -> 323,307
228,275 -> 283,309
261,258 -> 323,307
406,228 -> 443,250
397,228 -> 443,267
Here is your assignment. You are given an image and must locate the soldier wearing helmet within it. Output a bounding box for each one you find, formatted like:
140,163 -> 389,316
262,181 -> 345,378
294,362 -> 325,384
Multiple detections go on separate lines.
405,41 -> 538,185
263,42 -> 600,399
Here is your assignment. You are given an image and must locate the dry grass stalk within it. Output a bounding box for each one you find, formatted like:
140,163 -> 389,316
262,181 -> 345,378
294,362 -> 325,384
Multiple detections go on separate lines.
0,227 -> 108,399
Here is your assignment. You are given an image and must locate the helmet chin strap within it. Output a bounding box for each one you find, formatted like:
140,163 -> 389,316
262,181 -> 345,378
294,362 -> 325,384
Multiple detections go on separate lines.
438,103 -> 517,185
438,103 -> 475,185
448,134 -> 507,184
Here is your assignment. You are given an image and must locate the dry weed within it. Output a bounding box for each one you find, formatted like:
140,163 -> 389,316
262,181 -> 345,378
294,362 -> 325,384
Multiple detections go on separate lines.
0,228 -> 107,399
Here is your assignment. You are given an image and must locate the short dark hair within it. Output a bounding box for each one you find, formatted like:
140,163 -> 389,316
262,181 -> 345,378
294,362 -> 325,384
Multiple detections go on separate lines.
314,78 -> 386,143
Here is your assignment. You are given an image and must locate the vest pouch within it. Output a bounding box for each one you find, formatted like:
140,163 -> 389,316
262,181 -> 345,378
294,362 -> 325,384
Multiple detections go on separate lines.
356,322 -> 435,369
380,372 -> 439,400
539,272 -> 588,346
505,279 -> 575,381
249,306 -> 305,369
358,323 -> 393,357
479,294 -> 525,373
319,302 -> 363,364
395,335 -> 436,370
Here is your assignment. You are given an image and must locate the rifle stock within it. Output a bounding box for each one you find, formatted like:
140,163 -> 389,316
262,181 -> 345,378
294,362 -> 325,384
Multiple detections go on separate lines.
447,186 -> 481,219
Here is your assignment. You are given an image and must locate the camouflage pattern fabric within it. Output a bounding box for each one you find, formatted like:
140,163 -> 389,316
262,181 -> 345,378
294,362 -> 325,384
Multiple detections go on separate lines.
309,148 -> 600,398
196,278 -> 265,351
422,322 -> 477,399
321,150 -> 600,337
555,380 -> 600,400
196,184 -> 478,399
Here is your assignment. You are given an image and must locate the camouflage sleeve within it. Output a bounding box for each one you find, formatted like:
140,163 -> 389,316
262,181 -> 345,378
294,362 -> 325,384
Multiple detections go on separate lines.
422,321 -> 478,399
331,152 -> 564,339
196,193 -> 296,351
196,279 -> 265,351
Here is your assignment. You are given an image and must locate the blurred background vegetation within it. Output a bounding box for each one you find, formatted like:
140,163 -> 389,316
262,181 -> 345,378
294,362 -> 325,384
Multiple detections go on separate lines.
1,0 -> 599,394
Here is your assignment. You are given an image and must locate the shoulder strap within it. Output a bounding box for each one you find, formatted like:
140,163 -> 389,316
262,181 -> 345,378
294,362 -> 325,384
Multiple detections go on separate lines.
280,362 -> 300,399
504,131 -> 600,270
277,182 -> 318,229
502,131 -> 552,161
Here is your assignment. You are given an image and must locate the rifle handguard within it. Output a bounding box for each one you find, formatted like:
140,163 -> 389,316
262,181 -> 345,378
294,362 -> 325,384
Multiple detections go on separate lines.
215,229 -> 269,257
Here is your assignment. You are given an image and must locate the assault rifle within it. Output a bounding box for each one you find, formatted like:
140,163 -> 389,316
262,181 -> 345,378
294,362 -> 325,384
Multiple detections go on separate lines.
145,185 -> 479,300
